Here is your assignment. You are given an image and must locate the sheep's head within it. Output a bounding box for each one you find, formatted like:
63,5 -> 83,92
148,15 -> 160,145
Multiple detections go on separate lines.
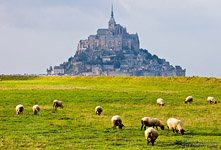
160,125 -> 164,130
180,129 -> 185,135
96,111 -> 100,115
19,107 -> 24,112
119,124 -> 124,129
147,132 -> 153,138
96,109 -> 102,115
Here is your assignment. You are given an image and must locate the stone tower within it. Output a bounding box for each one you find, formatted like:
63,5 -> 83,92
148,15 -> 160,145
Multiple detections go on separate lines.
108,4 -> 116,31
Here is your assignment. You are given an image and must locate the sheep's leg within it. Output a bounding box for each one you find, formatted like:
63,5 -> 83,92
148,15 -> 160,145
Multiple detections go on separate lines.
150,137 -> 154,146
113,121 -> 118,129
144,125 -> 146,131
166,126 -> 170,135
151,141 -> 154,146
141,124 -> 143,131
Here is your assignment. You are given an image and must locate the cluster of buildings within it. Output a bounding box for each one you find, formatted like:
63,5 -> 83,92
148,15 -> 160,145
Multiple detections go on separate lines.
47,5 -> 185,76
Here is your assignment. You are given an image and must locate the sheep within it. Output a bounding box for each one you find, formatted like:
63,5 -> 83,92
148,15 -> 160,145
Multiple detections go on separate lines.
156,98 -> 164,106
32,105 -> 40,115
141,117 -> 164,131
207,96 -> 217,104
144,127 -> 159,146
53,100 -> 63,110
95,106 -> 103,115
111,115 -> 124,129
167,118 -> 185,135
185,96 -> 193,104
15,104 -> 24,115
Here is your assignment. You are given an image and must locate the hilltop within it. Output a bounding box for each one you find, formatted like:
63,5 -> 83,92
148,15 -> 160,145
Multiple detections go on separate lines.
47,5 -> 185,76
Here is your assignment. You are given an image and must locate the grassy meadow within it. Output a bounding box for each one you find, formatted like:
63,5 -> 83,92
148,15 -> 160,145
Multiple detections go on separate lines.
0,76 -> 220,149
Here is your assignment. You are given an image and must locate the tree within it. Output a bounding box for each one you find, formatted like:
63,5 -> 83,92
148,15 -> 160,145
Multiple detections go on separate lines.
76,52 -> 88,62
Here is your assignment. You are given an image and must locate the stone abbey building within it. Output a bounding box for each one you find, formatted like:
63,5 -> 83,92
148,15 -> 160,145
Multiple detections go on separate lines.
77,6 -> 139,53
47,5 -> 185,76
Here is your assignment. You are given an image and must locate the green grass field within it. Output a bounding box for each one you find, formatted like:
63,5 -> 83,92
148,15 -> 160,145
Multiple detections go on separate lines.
0,76 -> 220,149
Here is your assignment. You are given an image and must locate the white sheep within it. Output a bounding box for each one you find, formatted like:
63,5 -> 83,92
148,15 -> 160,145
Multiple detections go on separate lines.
95,106 -> 103,115
111,115 -> 124,129
185,96 -> 193,104
15,104 -> 24,115
144,127 -> 159,146
167,118 -> 185,135
32,105 -> 40,115
141,117 -> 164,131
207,96 -> 217,104
156,98 -> 164,106
53,100 -> 64,110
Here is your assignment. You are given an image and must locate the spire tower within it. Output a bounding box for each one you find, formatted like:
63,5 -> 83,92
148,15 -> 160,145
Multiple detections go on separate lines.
108,3 -> 116,31
111,3 -> 114,18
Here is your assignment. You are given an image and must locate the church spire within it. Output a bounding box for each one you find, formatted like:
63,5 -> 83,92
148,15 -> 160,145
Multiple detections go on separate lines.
108,3 -> 116,31
111,3 -> 114,18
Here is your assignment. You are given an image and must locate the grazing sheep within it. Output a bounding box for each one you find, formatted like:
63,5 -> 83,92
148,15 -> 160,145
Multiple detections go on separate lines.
185,96 -> 193,104
167,118 -> 185,135
156,98 -> 164,106
207,96 -> 217,104
15,104 -> 24,115
111,115 -> 124,129
53,100 -> 63,110
95,106 -> 103,115
141,117 -> 164,131
32,105 -> 40,115
144,127 -> 159,146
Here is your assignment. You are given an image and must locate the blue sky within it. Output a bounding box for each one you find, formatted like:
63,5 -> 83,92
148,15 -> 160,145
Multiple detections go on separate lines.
0,0 -> 221,77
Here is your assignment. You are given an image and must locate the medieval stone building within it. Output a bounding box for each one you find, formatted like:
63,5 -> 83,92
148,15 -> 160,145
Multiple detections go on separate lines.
77,5 -> 139,53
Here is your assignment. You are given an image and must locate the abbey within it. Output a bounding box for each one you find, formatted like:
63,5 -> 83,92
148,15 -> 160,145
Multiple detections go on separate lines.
77,5 -> 139,53
47,5 -> 185,76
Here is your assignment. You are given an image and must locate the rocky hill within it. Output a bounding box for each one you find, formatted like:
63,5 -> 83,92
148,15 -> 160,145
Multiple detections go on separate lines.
47,5 -> 185,76
47,47 -> 185,76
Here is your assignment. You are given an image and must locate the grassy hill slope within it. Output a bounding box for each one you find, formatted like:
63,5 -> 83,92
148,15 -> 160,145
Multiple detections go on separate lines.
0,76 -> 220,149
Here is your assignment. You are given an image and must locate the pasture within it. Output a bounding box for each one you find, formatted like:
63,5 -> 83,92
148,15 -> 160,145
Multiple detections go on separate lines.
0,76 -> 220,149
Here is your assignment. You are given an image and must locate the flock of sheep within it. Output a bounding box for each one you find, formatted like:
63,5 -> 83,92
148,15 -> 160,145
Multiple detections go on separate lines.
15,96 -> 218,146
109,113 -> 185,146
15,100 -> 63,115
